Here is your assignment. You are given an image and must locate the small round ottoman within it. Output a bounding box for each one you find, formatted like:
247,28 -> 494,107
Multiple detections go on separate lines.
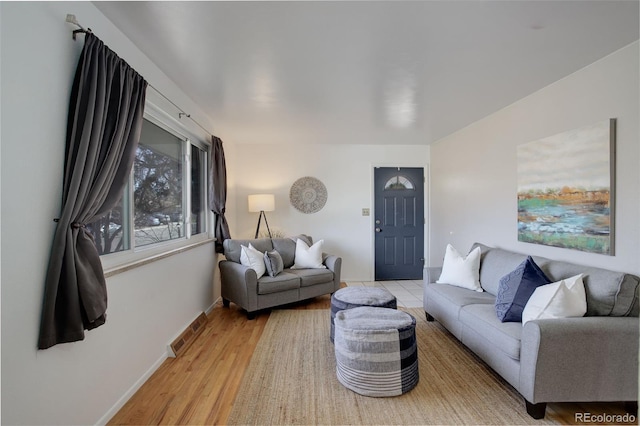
334,306 -> 419,397
330,287 -> 397,342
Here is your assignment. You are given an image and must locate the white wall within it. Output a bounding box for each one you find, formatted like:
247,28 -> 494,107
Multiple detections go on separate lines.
429,42 -> 640,276
230,144 -> 430,281
1,3 -> 218,425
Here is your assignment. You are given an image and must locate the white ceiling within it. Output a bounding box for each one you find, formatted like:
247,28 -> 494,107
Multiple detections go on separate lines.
95,1 -> 639,145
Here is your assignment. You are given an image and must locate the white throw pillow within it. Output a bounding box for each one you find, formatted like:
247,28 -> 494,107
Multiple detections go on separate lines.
240,243 -> 266,279
436,244 -> 482,292
291,238 -> 326,269
522,274 -> 587,325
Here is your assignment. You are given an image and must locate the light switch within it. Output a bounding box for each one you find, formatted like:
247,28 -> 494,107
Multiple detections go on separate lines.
362,208 -> 370,216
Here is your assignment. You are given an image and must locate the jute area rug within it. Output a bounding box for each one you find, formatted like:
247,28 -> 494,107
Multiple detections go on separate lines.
227,308 -> 558,425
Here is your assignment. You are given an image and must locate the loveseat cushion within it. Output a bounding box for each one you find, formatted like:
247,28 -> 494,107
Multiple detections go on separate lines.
287,268 -> 334,287
460,304 -> 523,360
264,249 -> 284,277
240,244 -> 267,279
257,272 -> 300,295
223,238 -> 274,263
272,235 -> 313,268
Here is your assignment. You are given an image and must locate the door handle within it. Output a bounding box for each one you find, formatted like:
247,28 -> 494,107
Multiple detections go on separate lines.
375,228 -> 382,233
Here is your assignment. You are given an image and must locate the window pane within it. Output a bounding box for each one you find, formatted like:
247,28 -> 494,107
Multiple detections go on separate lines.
87,192 -> 130,255
191,145 -> 206,235
91,117 -> 210,258
133,120 -> 184,247
384,175 -> 415,190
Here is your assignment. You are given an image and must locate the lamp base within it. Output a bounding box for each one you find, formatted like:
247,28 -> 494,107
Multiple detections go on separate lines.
254,210 -> 272,239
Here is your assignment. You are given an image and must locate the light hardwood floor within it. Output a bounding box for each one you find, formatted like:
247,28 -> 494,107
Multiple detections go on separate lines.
108,296 -> 330,425
108,294 -> 635,425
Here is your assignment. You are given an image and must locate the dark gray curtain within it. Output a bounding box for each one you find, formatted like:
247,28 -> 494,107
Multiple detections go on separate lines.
208,136 -> 231,253
38,33 -> 147,349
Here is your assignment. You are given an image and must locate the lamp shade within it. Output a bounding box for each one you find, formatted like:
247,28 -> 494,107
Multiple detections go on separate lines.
248,194 -> 275,212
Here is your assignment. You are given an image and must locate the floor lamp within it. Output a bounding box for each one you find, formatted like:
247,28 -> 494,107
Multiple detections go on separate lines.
248,194 -> 275,238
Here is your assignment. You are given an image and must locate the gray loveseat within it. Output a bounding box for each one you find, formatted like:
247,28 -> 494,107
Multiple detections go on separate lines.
220,236 -> 342,319
424,243 -> 639,419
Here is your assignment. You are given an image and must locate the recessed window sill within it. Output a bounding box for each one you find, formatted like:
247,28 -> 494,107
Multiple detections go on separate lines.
103,238 -> 216,278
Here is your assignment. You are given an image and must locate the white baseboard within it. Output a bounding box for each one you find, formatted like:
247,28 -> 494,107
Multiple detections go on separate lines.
95,352 -> 168,426
206,297 -> 219,315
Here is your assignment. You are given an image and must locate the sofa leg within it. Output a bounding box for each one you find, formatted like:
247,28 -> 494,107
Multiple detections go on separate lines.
222,298 -> 230,308
525,401 -> 546,419
624,401 -> 638,415
425,312 -> 435,322
246,311 -> 257,320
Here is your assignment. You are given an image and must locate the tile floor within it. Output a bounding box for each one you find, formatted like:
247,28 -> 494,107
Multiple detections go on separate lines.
345,280 -> 424,308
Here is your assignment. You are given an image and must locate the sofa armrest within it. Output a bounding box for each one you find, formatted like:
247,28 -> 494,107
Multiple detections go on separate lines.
424,266 -> 443,284
519,316 -> 639,404
219,260 -> 259,312
323,254 -> 342,291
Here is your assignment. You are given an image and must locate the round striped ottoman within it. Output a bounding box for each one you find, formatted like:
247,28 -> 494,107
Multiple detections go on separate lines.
330,287 -> 397,342
334,306 -> 419,397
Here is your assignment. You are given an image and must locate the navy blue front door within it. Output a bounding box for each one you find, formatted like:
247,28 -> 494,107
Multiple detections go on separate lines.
374,167 -> 425,280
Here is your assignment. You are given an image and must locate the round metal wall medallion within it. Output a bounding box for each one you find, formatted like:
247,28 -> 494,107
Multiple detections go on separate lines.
289,176 -> 328,214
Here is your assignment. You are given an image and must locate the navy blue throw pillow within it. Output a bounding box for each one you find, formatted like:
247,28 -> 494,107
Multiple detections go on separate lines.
495,256 -> 551,322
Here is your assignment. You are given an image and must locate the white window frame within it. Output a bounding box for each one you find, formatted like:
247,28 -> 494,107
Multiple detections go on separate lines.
100,101 -> 214,274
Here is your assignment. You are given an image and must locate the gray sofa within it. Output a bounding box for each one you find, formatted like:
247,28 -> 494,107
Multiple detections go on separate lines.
220,236 -> 342,319
424,243 -> 639,419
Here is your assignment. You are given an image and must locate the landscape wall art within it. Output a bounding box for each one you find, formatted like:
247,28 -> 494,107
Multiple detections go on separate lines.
517,119 -> 615,255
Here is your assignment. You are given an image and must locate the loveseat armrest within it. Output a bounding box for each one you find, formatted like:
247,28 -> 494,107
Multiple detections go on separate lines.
424,266 -> 443,284
323,254 -> 342,291
219,259 -> 259,312
519,316 -> 639,405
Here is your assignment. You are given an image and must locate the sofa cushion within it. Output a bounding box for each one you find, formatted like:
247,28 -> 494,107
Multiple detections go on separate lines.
472,243 -> 639,317
472,243 -> 545,296
436,244 -> 482,292
522,274 -> 587,325
224,238 -> 274,263
542,260 -> 638,317
424,283 -> 495,317
495,256 -> 551,322
460,304 -> 523,360
287,268 -> 334,287
257,272 -> 300,295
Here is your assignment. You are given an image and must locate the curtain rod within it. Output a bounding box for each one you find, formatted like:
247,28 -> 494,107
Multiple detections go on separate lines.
146,84 -> 217,140
66,14 -> 91,40
66,14 -> 217,141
